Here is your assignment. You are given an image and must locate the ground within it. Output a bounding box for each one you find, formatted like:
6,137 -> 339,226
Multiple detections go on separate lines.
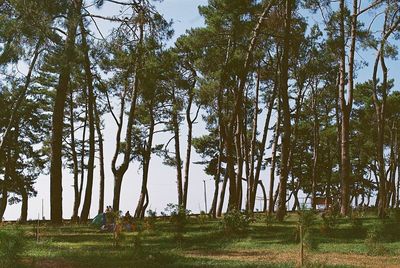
2,211 -> 400,267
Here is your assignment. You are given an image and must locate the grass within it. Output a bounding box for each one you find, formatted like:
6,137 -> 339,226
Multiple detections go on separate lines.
1,211 -> 400,267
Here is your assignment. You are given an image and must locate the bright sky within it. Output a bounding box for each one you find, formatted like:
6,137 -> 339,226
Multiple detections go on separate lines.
3,0 -> 399,220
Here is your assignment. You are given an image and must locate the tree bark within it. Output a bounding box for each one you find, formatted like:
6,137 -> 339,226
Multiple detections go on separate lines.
94,99 -> 105,215
79,18 -> 96,223
276,0 -> 293,222
134,109 -> 154,218
50,0 -> 82,224
268,106 -> 280,216
111,18 -> 143,211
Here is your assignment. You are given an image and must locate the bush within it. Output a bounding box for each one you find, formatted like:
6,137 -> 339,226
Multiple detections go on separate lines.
220,209 -> 250,233
0,229 -> 26,267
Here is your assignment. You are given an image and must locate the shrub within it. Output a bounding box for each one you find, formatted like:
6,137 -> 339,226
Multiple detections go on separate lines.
0,229 -> 26,267
220,209 -> 250,233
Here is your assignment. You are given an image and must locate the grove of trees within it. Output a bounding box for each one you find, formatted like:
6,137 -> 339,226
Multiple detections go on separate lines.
1,0 -> 400,224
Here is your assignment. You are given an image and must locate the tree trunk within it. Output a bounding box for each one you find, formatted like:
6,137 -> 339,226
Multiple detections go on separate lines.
19,186 -> 28,224
134,109 -> 154,219
111,15 -> 143,212
50,0 -> 82,224
0,41 -> 41,156
210,132 -> 223,218
172,95 -> 184,207
251,86 -> 276,211
0,183 -> 8,222
268,108 -> 280,216
183,74 -> 197,209
69,91 -> 80,222
94,99 -> 105,214
217,168 -> 228,217
80,18 -> 96,223
276,0 -> 293,222
311,85 -> 319,210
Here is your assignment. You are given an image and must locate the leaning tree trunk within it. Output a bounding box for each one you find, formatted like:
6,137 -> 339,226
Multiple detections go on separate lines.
0,41 -> 41,156
50,0 -> 82,224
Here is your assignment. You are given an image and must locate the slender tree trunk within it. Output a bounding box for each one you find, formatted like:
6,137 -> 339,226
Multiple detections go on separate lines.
94,99 -> 105,214
74,103 -> 87,221
276,0 -> 293,222
339,0 -> 355,217
251,86 -> 276,211
311,86 -> 319,210
217,168 -> 228,217
172,94 -> 184,207
0,41 -> 41,156
135,109 -> 154,218
183,74 -> 197,209
268,108 -> 280,216
111,16 -> 143,212
69,91 -> 80,222
50,0 -> 82,224
210,133 -> 223,218
80,19 -> 96,223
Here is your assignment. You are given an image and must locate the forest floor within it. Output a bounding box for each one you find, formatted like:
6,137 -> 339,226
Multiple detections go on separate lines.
2,211 -> 400,267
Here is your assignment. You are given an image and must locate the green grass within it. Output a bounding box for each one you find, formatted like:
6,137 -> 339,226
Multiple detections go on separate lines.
2,211 -> 400,267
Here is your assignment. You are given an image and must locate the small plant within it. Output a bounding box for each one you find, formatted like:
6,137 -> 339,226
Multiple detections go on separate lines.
320,208 -> 339,234
297,206 -> 318,266
349,210 -> 364,235
265,213 -> 275,228
365,222 -> 388,256
389,208 -> 400,223
0,229 -> 26,267
145,209 -> 157,230
220,209 -> 250,234
197,210 -> 208,225
164,203 -> 191,244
